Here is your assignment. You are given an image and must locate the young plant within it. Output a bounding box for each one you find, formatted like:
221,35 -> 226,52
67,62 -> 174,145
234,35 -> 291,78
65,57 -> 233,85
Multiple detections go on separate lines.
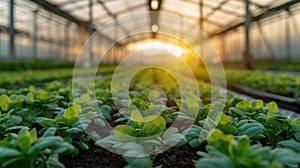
195,129 -> 300,168
0,127 -> 77,168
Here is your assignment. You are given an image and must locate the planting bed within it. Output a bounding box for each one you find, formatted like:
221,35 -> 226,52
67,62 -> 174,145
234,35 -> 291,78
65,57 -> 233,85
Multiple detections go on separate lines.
1,67 -> 300,168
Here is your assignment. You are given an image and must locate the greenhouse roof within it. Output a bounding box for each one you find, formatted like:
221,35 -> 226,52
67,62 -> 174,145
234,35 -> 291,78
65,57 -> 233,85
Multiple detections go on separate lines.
1,0 -> 300,45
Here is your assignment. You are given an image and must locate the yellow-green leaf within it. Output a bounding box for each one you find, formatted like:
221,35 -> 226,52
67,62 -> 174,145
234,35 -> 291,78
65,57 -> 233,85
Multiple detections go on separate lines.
266,101 -> 278,111
253,100 -> 263,109
145,115 -> 166,128
208,129 -> 233,142
28,85 -> 35,92
26,92 -> 34,103
236,101 -> 251,110
64,103 -> 81,119
130,110 -> 144,124
291,117 -> 300,125
30,128 -> 38,143
0,94 -> 12,111
219,112 -> 231,125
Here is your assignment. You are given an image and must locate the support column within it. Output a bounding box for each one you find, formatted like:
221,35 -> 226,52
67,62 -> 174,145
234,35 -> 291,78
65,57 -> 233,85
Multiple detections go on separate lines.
9,0 -> 15,60
47,16 -> 52,59
88,0 -> 93,65
199,0 -> 204,30
64,21 -> 70,61
114,15 -> 118,64
244,0 -> 253,69
199,0 -> 204,61
32,10 -> 38,60
285,9 -> 291,60
221,34 -> 225,61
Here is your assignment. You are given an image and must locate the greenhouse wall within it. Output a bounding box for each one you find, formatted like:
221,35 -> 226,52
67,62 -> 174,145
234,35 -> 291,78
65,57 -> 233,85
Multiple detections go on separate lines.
210,4 -> 300,62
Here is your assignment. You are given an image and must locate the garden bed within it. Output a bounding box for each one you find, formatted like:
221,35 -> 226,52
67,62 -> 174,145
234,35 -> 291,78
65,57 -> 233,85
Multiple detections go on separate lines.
1,67 -> 300,168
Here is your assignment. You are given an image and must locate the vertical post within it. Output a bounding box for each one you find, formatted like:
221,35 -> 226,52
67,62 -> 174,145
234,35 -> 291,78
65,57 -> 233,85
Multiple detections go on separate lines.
199,0 -> 204,57
199,0 -> 204,30
221,34 -> 225,61
88,0 -> 93,65
9,0 -> 15,60
285,9 -> 291,60
33,10 -> 38,60
64,21 -> 70,61
114,15 -> 118,64
48,16 -> 52,59
244,0 -> 252,69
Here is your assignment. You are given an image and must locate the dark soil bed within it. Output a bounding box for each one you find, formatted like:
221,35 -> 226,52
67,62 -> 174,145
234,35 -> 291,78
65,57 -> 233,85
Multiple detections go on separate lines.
60,142 -> 201,168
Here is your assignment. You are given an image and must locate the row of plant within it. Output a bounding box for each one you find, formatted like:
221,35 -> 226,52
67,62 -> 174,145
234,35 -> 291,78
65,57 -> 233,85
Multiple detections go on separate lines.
0,65 -> 116,88
192,68 -> 300,99
223,61 -> 300,71
0,60 -> 76,71
0,67 -> 300,167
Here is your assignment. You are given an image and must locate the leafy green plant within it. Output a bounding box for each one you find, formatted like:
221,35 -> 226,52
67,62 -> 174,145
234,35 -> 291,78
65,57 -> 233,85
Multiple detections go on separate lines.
195,129 -> 300,168
114,110 -> 166,142
0,127 -> 77,168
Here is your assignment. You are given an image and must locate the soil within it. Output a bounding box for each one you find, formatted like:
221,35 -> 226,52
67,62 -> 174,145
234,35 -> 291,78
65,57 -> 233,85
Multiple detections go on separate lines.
152,145 -> 200,168
60,142 -> 126,168
60,142 -> 202,168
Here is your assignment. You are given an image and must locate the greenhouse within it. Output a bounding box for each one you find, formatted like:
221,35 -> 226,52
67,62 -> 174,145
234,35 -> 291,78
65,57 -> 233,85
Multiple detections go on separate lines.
0,0 -> 300,167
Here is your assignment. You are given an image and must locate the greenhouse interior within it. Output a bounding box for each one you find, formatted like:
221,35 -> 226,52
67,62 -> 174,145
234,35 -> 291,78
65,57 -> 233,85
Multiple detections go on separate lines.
1,0 -> 300,167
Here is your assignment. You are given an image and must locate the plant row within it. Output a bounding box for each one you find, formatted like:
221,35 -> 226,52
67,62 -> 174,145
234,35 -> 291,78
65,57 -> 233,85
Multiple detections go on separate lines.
0,68 -> 300,167
0,60 -> 76,71
193,68 -> 300,99
0,65 -> 116,88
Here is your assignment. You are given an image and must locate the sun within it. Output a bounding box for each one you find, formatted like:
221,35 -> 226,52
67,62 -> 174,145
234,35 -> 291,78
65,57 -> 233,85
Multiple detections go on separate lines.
128,40 -> 184,58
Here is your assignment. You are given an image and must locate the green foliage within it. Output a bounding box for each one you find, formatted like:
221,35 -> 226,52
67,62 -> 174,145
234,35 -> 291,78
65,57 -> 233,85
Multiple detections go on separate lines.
114,110 -> 166,142
0,127 -> 77,168
1,67 -> 300,168
195,129 -> 300,168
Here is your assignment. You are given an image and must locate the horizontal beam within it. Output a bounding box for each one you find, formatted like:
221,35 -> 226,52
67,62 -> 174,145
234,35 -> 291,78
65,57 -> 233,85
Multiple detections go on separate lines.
94,3 -> 145,23
209,0 -> 300,38
28,0 -> 116,44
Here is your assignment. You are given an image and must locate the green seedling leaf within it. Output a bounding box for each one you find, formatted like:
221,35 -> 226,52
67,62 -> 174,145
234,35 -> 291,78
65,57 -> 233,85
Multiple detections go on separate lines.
94,118 -> 106,127
36,117 -> 56,127
42,127 -> 56,137
164,133 -> 187,147
28,136 -> 63,154
0,147 -> 20,158
277,139 -> 300,152
115,125 -> 136,142
66,128 -> 83,134
294,132 -> 300,141
292,122 -> 300,132
163,127 -> 178,140
252,99 -> 263,109
229,107 -> 244,115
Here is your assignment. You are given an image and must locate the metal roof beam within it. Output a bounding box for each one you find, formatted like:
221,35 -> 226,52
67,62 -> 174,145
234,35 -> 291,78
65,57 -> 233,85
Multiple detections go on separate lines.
162,8 -> 224,28
180,0 -> 243,18
28,0 -> 117,44
57,0 -> 88,7
93,3 -> 145,24
209,0 -> 300,38
97,0 -> 132,39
